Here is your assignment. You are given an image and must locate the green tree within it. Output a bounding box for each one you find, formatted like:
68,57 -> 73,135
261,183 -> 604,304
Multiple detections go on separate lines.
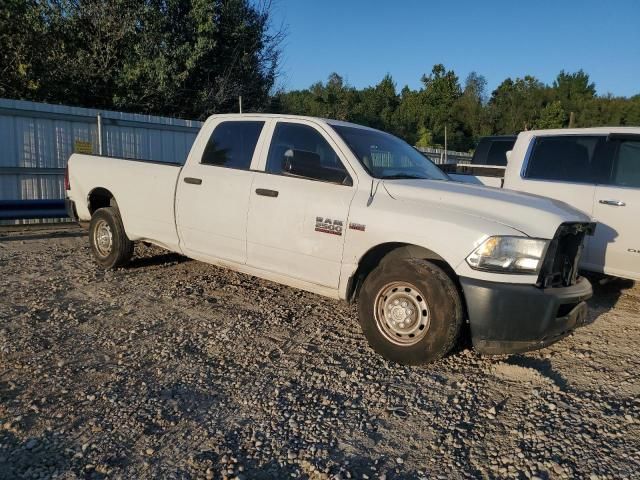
534,100 -> 567,129
623,95 -> 640,125
420,64 -> 463,147
391,86 -> 427,145
453,72 -> 489,149
488,76 -> 547,133
0,0 -> 64,99
553,70 -> 596,126
353,74 -> 398,131
0,0 -> 282,118
414,125 -> 433,148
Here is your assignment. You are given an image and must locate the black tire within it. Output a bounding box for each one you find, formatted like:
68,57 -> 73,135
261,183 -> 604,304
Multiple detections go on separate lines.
357,258 -> 463,365
88,207 -> 134,269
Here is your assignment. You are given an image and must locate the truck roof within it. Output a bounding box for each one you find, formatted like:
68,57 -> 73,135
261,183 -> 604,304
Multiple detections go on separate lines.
205,113 -> 381,132
520,126 -> 640,136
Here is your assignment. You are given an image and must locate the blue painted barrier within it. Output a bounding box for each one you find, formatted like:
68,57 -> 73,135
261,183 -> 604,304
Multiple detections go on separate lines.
0,199 -> 68,220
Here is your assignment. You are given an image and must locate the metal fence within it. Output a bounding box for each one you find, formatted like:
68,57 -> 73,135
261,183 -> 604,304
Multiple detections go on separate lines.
416,146 -> 473,165
0,98 -> 202,224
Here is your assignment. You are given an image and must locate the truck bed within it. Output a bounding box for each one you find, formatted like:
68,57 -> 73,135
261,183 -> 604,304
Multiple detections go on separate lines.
67,154 -> 183,251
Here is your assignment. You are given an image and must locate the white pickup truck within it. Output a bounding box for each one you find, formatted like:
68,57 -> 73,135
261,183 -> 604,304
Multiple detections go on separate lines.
66,114 -> 595,365
448,128 -> 640,281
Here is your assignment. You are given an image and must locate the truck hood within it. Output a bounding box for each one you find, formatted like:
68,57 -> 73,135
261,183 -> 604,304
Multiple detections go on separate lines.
383,179 -> 590,238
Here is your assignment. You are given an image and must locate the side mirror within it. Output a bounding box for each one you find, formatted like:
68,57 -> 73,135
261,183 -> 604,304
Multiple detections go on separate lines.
505,150 -> 512,162
283,149 -> 352,185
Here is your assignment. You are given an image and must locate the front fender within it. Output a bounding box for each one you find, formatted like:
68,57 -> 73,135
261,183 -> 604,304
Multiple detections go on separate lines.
338,190 -> 539,299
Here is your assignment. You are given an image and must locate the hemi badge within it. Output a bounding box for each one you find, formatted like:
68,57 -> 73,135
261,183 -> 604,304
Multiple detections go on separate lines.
349,223 -> 366,232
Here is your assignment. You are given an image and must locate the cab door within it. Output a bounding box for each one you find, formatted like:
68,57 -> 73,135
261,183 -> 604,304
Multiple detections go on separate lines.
589,137 -> 640,279
176,119 -> 268,264
246,120 -> 357,288
509,135 -> 623,272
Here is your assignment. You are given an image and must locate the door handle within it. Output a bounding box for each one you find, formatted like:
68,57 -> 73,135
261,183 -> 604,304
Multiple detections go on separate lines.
184,177 -> 202,185
255,188 -> 279,198
599,199 -> 625,207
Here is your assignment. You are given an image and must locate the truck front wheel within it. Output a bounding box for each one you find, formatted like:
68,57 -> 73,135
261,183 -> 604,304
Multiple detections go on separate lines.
357,259 -> 463,365
88,207 -> 134,269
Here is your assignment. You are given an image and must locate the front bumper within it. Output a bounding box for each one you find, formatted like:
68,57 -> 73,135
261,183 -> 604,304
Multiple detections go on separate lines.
460,276 -> 593,355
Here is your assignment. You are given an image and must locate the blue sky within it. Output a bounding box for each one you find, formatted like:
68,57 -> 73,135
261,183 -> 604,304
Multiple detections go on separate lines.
270,0 -> 640,97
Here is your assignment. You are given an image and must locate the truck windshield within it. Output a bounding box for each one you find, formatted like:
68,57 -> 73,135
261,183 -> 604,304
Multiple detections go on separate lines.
331,125 -> 449,181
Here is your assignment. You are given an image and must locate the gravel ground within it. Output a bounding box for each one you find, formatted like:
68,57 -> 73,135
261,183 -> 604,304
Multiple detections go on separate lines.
1,226 -> 639,480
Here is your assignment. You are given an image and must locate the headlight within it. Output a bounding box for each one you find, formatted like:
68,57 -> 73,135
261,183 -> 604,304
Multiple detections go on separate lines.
466,236 -> 549,274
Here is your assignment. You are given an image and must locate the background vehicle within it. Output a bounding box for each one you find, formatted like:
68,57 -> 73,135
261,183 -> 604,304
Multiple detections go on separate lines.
450,128 -> 640,281
66,115 -> 594,365
440,136 -> 516,187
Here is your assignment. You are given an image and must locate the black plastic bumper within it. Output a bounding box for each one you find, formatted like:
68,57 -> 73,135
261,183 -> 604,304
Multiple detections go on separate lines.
460,276 -> 593,354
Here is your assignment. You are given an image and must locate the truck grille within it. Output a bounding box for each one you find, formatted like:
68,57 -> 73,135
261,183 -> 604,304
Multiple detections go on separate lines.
537,222 -> 595,288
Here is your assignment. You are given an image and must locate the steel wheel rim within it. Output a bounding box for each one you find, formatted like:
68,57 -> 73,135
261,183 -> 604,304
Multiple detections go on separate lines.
374,282 -> 430,346
94,219 -> 113,257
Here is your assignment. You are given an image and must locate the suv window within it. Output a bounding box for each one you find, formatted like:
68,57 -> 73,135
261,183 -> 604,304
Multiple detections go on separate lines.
201,121 -> 264,169
266,123 -> 352,185
524,136 -> 613,184
611,140 -> 640,188
486,140 -> 514,166
472,137 -> 516,166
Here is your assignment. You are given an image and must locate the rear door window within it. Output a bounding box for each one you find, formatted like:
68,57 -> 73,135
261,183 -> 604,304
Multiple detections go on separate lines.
611,140 -> 640,188
485,140 -> 514,166
201,121 -> 264,170
472,138 -> 515,166
524,136 -> 613,184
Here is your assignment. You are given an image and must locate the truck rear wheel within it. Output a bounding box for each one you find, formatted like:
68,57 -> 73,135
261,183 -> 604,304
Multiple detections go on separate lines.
357,258 -> 463,365
88,207 -> 134,269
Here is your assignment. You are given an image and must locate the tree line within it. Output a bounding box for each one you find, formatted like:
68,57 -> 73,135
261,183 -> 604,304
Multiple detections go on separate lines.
1,1 -> 638,151
0,0 -> 282,118
273,67 -> 640,151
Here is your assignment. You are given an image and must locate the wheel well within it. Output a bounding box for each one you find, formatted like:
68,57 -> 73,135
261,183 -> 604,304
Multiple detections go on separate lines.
87,188 -> 117,215
346,243 -> 457,303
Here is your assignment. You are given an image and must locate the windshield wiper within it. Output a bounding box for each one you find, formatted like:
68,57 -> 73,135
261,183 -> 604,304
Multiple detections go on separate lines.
380,174 -> 429,180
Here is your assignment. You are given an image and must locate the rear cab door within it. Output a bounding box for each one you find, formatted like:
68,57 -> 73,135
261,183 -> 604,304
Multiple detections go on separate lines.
176,117 -> 269,264
591,134 -> 640,279
246,119 -> 358,289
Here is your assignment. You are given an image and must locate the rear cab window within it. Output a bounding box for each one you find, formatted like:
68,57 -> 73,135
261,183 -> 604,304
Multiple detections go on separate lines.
611,139 -> 640,188
201,121 -> 265,170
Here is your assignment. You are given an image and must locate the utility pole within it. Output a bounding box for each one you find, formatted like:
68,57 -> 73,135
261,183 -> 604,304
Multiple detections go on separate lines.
239,96 -> 243,114
444,125 -> 448,164
96,113 -> 103,155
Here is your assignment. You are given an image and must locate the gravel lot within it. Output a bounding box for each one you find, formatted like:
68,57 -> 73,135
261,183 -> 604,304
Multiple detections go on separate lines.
1,226 -> 639,480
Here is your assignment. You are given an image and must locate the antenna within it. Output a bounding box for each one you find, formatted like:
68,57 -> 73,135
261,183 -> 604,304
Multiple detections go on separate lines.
239,96 -> 243,114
